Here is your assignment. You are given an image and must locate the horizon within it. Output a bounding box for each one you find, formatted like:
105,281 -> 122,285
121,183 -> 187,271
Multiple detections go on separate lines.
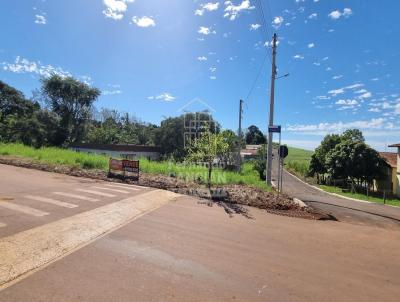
1,0 -> 399,151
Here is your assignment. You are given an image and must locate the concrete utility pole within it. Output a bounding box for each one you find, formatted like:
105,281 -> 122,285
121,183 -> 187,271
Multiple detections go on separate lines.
237,99 -> 244,171
266,33 -> 278,186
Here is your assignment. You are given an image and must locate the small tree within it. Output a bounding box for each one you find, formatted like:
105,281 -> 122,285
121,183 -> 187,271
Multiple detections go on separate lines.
186,130 -> 229,188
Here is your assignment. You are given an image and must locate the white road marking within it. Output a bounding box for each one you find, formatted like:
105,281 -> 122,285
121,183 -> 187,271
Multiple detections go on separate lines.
91,186 -> 130,194
53,192 -> 99,202
104,183 -> 141,191
0,202 -> 49,217
24,195 -> 78,209
0,223 -> 6,228
75,189 -> 115,197
0,189 -> 179,288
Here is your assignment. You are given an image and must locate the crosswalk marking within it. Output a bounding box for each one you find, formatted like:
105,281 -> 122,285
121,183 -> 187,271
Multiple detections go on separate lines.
0,223 -> 6,228
24,195 -> 78,209
104,183 -> 141,191
53,192 -> 99,202
0,202 -> 49,217
75,189 -> 115,197
91,186 -> 130,194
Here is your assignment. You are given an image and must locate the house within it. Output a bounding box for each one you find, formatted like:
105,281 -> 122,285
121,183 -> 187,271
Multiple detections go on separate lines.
70,143 -> 161,161
376,152 -> 398,196
388,143 -> 400,197
240,145 -> 262,160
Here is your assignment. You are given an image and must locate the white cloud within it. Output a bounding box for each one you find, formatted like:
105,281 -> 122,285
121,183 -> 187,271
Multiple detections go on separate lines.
198,26 -> 216,35
250,23 -> 261,30
272,16 -> 284,29
102,0 -> 134,20
35,14 -> 46,25
358,92 -> 372,99
197,56 -> 208,61
209,76 -> 217,80
336,99 -> 358,105
293,54 -> 304,60
328,88 -> 345,96
395,103 -> 400,115
328,8 -> 353,20
103,89 -> 122,96
147,92 -> 175,102
224,0 -> 255,21
308,13 -> 317,20
2,56 -> 71,78
332,75 -> 343,80
286,118 -> 389,135
209,67 -> 217,73
195,2 -> 220,16
308,43 -> 315,48
132,16 -> 155,27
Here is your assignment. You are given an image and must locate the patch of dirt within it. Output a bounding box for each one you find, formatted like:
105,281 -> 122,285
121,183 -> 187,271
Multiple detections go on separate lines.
0,156 -> 329,220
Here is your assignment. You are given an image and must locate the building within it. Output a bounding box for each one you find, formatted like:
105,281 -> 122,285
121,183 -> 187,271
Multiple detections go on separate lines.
240,145 -> 262,160
388,143 -> 400,197
70,143 -> 161,161
377,152 -> 398,196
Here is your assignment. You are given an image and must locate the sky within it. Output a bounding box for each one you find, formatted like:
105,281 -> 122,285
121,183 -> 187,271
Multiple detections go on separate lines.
1,0 -> 400,151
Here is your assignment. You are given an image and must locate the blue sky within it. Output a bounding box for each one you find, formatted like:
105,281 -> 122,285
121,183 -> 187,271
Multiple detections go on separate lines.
1,0 -> 399,151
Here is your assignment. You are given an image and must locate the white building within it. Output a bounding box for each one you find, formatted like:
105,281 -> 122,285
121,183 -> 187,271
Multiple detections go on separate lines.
70,143 -> 161,161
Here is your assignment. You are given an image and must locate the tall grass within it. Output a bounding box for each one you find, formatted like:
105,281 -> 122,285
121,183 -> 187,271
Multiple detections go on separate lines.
0,143 -> 270,191
0,143 -> 108,169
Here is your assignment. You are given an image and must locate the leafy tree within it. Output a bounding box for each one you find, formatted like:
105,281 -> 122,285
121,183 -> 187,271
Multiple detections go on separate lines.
253,144 -> 267,180
186,129 -> 229,188
308,134 -> 341,180
41,75 -> 100,145
245,125 -> 266,145
220,129 -> 239,168
155,113 -> 220,160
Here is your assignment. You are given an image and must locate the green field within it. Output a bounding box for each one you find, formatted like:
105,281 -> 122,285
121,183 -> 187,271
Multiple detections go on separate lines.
319,185 -> 400,207
0,143 -> 270,191
285,147 -> 314,176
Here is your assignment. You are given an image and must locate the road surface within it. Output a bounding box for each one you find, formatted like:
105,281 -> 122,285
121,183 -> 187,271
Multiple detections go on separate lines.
272,154 -> 400,229
1,164 -> 400,301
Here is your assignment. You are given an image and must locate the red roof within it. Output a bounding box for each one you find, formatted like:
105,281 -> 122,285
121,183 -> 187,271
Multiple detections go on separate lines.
379,152 -> 397,168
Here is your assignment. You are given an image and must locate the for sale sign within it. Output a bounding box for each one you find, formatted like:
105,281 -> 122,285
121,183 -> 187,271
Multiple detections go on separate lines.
108,158 -> 139,180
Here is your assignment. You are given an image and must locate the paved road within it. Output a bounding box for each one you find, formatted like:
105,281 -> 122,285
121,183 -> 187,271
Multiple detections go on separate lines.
1,164 -> 400,301
272,155 -> 400,229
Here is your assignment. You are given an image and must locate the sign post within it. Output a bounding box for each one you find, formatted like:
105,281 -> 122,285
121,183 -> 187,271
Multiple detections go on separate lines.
278,145 -> 289,194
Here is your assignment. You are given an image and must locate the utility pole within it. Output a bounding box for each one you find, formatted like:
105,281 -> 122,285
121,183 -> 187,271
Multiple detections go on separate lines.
266,33 -> 278,186
237,99 -> 244,171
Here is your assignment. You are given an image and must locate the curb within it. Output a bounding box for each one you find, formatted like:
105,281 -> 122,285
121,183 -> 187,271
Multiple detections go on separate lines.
271,180 -> 307,208
284,169 -> 399,208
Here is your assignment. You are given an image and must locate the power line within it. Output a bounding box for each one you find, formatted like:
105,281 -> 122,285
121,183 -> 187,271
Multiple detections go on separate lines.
245,53 -> 269,102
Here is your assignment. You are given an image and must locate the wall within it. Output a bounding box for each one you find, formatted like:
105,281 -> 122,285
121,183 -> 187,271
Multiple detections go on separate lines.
72,148 -> 160,161
397,148 -> 400,197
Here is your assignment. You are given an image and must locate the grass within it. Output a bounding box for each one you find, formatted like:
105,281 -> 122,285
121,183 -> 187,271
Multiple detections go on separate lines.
285,147 -> 314,177
0,143 -> 270,191
319,185 -> 400,207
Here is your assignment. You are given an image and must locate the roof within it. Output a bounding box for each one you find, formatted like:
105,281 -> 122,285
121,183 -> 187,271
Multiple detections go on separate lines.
70,143 -> 161,153
389,143 -> 400,147
379,152 -> 397,168
241,149 -> 258,156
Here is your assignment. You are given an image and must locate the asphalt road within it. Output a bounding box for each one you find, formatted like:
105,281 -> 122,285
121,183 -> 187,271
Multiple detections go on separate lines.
1,164 -> 400,301
272,154 -> 400,229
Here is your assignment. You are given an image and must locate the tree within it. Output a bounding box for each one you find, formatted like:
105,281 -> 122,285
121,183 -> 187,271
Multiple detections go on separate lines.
155,113 -> 220,161
41,75 -> 100,145
253,144 -> 267,180
185,129 -> 229,188
325,140 -> 385,192
220,129 -> 239,168
307,134 -> 341,181
245,125 -> 266,145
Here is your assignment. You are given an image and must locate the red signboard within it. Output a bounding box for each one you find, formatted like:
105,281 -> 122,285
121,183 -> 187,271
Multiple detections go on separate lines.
108,158 -> 139,180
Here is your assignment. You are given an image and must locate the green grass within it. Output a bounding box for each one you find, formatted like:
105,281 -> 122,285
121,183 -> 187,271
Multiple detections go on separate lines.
319,185 -> 400,207
285,147 -> 314,176
0,143 -> 270,191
